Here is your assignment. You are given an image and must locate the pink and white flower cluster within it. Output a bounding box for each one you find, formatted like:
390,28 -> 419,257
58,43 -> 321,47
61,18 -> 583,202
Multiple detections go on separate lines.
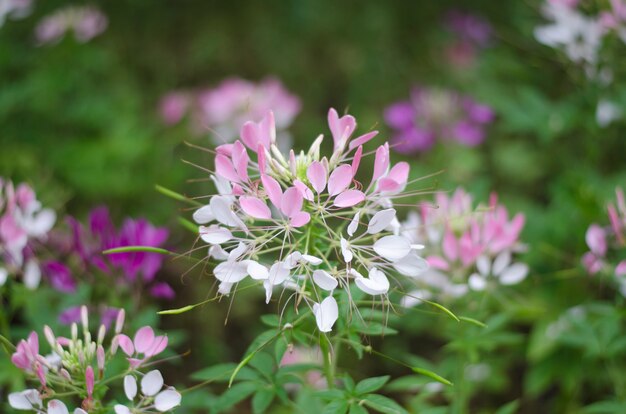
0,178 -> 56,289
400,188 -> 527,304
160,77 -> 301,144
0,0 -> 32,27
582,187 -> 626,295
8,306 -> 180,413
35,5 -> 107,45
192,108 -> 428,333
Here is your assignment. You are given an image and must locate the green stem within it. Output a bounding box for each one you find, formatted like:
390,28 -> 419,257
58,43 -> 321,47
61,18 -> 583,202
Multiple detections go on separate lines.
319,334 -> 334,389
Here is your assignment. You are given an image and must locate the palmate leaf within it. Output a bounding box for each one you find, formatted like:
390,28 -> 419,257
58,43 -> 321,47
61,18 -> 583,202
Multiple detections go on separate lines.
215,381 -> 257,411
323,399 -> 350,414
349,404 -> 369,414
252,387 -> 276,414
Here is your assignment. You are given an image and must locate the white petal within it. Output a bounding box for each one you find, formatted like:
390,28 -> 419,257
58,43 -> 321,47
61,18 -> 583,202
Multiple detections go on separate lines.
312,270 -> 338,291
373,236 -> 411,262
211,174 -> 233,195
9,390 -> 40,410
23,259 -> 41,289
301,254 -> 322,265
340,238 -> 353,263
228,242 -> 247,261
264,279 -> 273,304
392,253 -> 429,277
0,267 -> 8,286
141,370 -> 164,397
154,389 -> 182,412
192,205 -> 214,224
209,245 -> 229,260
268,262 -> 290,285
25,209 -> 56,237
247,261 -> 269,280
218,282 -> 233,295
347,211 -> 360,236
354,268 -> 389,295
468,273 -> 487,291
476,255 -> 491,277
284,251 -> 302,268
214,260 -> 250,283
114,405 -> 131,414
210,195 -> 247,230
124,375 -> 137,400
367,208 -> 396,234
313,296 -> 338,333
499,263 -> 528,285
47,400 -> 69,414
492,251 -> 511,276
74,409 -> 88,414
199,225 -> 232,244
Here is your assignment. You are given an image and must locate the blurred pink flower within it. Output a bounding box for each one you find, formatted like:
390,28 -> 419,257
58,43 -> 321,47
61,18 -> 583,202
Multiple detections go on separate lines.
160,77 -> 301,143
35,6 -> 107,45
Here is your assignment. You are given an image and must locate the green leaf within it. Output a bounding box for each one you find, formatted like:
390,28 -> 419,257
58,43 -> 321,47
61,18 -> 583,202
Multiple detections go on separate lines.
323,400 -> 349,414
216,381 -> 257,411
420,299 -> 459,322
362,394 -> 409,414
252,388 -> 275,414
349,404 -> 369,414
155,184 -> 202,206
316,389 -> 346,401
274,339 -> 288,364
191,363 -> 237,382
411,367 -> 453,386
459,316 -> 487,328
103,245 -> 173,255
249,352 -> 275,376
229,330 -> 281,387
355,376 -> 390,395
495,400 -> 520,414
261,314 -> 281,327
343,375 -> 356,393
352,322 -> 398,336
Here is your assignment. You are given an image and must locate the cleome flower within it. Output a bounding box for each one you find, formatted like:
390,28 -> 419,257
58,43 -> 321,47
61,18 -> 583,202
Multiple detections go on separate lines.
114,370 -> 181,413
400,188 -> 527,304
192,108 -> 429,333
0,178 -> 56,289
582,187 -> 626,295
8,306 -> 179,413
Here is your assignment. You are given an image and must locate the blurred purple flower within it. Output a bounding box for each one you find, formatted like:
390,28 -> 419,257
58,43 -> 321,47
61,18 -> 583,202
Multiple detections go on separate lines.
43,261 -> 76,293
384,87 -> 494,153
35,6 -> 107,45
59,305 -> 120,327
444,10 -> 492,68
67,207 -> 173,299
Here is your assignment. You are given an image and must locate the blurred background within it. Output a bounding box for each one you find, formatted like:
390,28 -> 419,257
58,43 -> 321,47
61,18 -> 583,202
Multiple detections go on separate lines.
2,0 -> 626,412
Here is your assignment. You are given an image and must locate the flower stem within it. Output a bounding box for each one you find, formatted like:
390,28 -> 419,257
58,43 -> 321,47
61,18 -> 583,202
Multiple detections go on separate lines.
319,334 -> 334,389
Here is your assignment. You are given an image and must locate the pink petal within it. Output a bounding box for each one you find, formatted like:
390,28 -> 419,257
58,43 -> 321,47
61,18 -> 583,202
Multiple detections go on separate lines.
231,141 -> 249,181
261,175 -> 283,209
290,211 -> 311,227
351,145 -> 363,176
348,131 -> 378,150
306,161 -> 327,193
117,334 -> 135,356
334,190 -> 365,208
615,260 -> 626,277
442,229 -> 458,261
215,144 -> 233,156
328,108 -> 356,149
586,224 -> 607,256
372,144 -> 389,182
328,164 -> 354,196
133,327 -> 155,354
215,154 -> 240,183
426,255 -> 450,271
240,121 -> 260,150
387,162 -> 409,187
27,332 -> 39,355
377,177 -> 401,193
293,180 -> 314,201
257,145 -> 267,175
280,187 -> 303,217
144,335 -> 168,357
259,111 -> 275,148
239,196 -> 272,219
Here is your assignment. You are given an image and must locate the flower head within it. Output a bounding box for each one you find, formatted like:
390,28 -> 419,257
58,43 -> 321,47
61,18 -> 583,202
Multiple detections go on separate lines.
384,87 -> 494,153
192,108 -> 429,332
35,6 -> 107,45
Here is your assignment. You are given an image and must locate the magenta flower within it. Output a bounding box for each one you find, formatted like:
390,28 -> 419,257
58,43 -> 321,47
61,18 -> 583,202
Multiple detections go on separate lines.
43,261 -> 76,293
67,206 -> 172,299
384,87 -> 495,153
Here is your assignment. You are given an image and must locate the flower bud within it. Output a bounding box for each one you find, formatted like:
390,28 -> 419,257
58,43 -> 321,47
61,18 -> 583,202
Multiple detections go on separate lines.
43,326 -> 56,349
80,306 -> 89,331
97,325 -> 106,345
97,345 -> 105,377
115,309 -> 125,334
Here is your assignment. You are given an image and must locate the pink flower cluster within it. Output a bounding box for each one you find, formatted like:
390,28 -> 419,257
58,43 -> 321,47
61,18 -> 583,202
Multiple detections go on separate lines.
9,307 -> 179,413
384,87 -> 495,153
192,108 -> 427,333
582,188 -> 626,294
0,178 -> 56,289
401,188 -> 527,302
35,6 -> 107,45
159,77 -> 301,143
